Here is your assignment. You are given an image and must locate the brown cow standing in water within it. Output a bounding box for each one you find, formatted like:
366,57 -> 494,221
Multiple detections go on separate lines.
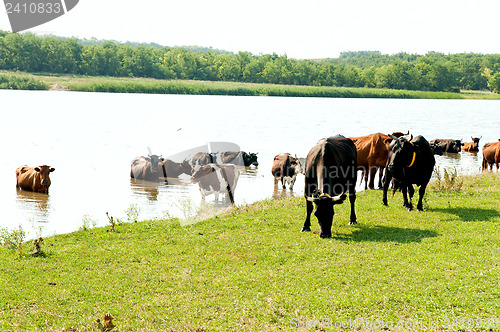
462,137 -> 481,152
482,141 -> 500,171
130,155 -> 166,182
16,165 -> 55,193
271,153 -> 301,190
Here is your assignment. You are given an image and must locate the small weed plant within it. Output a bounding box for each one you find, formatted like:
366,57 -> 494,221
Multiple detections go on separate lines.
432,166 -> 464,191
0,224 -> 26,257
79,214 -> 97,231
125,204 -> 141,223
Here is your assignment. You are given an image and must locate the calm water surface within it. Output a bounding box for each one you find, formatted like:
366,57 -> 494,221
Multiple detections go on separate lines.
1,90 -> 499,239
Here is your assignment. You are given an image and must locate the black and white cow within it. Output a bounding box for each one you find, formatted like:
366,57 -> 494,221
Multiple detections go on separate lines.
191,164 -> 240,204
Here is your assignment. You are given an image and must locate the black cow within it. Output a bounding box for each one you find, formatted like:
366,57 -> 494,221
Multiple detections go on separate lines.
429,139 -> 462,153
383,135 -> 435,211
302,136 -> 357,238
429,141 -> 444,156
220,151 -> 259,166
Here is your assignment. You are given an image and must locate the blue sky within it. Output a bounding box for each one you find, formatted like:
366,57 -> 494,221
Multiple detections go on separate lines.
1,0 -> 499,58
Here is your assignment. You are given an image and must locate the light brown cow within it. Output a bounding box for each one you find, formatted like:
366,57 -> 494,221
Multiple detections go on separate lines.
349,132 -> 394,189
463,137 -> 481,152
130,155 -> 166,182
482,141 -> 500,171
271,153 -> 301,190
16,165 -> 55,193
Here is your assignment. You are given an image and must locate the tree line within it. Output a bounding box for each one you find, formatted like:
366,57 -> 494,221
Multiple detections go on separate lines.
1,31 -> 500,93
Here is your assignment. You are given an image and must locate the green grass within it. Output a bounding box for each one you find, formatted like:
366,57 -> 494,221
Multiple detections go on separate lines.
0,72 -> 48,90
1,173 -> 499,331
2,70 -> 500,99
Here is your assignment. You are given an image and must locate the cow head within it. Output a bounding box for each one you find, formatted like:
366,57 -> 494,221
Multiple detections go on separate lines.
391,130 -> 410,138
471,137 -> 481,150
148,154 -> 164,172
242,152 -> 259,166
290,154 -> 303,174
34,165 -> 55,188
306,193 -> 347,238
430,142 -> 444,156
387,137 -> 416,178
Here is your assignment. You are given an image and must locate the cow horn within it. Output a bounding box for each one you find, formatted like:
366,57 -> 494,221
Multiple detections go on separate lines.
306,193 -> 346,203
389,134 -> 398,140
406,130 -> 410,135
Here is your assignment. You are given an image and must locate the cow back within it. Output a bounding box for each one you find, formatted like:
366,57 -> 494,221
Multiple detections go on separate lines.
305,136 -> 357,197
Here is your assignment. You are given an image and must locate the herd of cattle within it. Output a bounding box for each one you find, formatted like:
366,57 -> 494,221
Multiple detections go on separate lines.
14,133 -> 500,238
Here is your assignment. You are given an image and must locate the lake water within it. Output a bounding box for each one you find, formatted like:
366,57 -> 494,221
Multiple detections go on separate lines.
1,90 -> 499,239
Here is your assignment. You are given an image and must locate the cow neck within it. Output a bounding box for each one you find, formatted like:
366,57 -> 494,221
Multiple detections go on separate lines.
407,152 -> 416,168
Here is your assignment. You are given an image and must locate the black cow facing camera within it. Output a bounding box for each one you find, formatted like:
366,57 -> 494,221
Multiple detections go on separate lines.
383,135 -> 435,211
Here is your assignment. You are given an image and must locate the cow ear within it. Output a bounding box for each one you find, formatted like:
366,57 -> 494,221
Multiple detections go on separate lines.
34,167 -> 41,172
384,138 -> 392,145
50,168 -> 55,172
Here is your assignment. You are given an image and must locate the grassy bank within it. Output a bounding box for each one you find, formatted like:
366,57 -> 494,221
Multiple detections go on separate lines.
2,70 -> 500,99
1,173 -> 499,331
0,73 -> 48,90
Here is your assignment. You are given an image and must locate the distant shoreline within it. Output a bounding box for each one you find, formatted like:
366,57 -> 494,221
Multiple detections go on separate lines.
2,70 -> 500,100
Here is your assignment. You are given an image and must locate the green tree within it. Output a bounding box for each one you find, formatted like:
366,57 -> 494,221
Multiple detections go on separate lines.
488,72 -> 500,93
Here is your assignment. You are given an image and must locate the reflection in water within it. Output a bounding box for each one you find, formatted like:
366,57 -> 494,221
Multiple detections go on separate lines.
240,166 -> 259,178
435,152 -> 482,175
272,186 -> 298,200
16,189 -> 52,222
130,179 -> 165,201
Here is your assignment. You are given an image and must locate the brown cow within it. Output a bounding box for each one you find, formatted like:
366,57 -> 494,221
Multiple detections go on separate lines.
463,137 -> 481,152
163,159 -> 192,178
349,132 -> 394,189
271,153 -> 302,190
16,165 -> 55,193
130,155 -> 166,182
482,141 -> 500,171
191,164 -> 240,203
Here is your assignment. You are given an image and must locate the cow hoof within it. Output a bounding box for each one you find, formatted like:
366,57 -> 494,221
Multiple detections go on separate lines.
349,220 -> 357,225
301,227 -> 311,232
320,233 -> 331,239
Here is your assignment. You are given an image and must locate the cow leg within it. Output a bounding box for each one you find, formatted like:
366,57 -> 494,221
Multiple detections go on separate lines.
274,177 -> 279,186
417,185 -> 427,211
382,172 -> 392,206
348,188 -> 357,225
368,166 -> 377,190
378,167 -> 385,189
408,185 -> 415,211
402,185 -> 412,211
364,169 -> 369,190
302,200 -> 313,232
